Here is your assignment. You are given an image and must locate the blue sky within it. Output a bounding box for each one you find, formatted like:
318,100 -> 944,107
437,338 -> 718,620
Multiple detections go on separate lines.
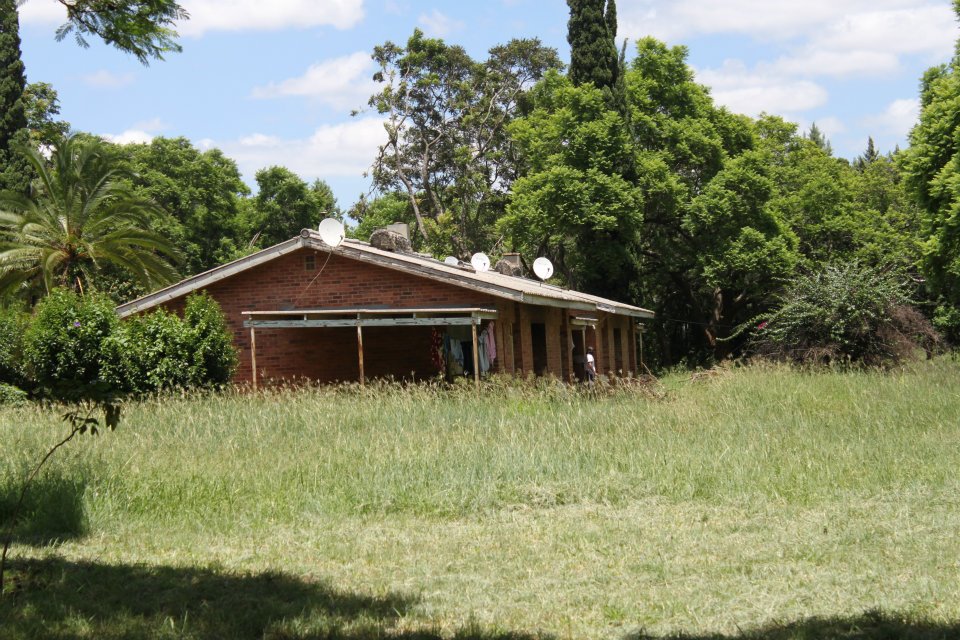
16,0 -> 959,208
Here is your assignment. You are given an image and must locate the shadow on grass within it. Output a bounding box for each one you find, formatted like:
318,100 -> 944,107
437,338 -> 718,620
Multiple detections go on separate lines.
0,473 -> 87,545
1,556 -> 550,639
626,609 -> 960,640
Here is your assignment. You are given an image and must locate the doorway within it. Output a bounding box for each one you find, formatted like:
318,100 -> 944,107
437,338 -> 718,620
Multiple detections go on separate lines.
531,322 -> 548,376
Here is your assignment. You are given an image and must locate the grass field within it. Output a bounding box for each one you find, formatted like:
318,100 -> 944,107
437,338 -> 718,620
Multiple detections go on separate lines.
2,360 -> 960,639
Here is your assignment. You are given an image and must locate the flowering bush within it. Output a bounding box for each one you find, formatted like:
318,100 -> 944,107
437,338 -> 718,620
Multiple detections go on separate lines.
750,263 -> 940,365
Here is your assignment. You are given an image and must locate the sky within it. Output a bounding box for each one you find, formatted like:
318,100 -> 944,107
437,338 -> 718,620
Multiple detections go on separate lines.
15,0 -> 960,209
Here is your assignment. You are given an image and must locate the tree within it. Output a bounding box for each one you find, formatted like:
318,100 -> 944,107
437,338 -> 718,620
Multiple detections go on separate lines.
245,166 -> 337,248
53,0 -> 189,65
366,30 -> 561,256
854,136 -> 880,171
0,0 -> 31,194
23,82 -> 70,149
901,1 -> 960,342
500,71 -> 642,298
567,0 -> 618,91
624,38 -> 784,364
805,122 -> 833,155
119,137 -> 250,273
348,192 -> 415,243
0,136 -> 180,296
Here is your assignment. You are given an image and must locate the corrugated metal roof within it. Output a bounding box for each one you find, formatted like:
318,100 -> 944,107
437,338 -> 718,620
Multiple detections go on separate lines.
117,230 -> 655,319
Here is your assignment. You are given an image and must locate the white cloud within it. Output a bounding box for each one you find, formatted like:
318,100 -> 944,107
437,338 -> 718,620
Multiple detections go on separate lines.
178,0 -> 365,36
863,98 -> 920,138
100,118 -> 165,145
813,116 -> 846,139
17,0 -> 66,24
418,9 -> 464,37
619,1 -> 955,79
218,117 -> 386,181
619,0 -> 946,42
81,70 -> 136,88
251,52 -> 375,110
773,50 -> 900,78
695,61 -> 828,116
384,0 -> 408,15
102,130 -> 155,145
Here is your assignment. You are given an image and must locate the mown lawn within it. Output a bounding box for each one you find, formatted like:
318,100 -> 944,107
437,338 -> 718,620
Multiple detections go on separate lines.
2,360 -> 960,639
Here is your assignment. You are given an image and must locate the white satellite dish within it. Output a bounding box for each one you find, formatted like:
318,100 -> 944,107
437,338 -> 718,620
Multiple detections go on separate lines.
443,256 -> 459,266
471,252 -> 491,272
533,257 -> 554,281
317,218 -> 345,248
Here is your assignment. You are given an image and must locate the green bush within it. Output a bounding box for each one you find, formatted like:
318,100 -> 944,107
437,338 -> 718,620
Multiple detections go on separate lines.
103,308 -> 194,394
0,307 -> 28,388
103,292 -> 236,394
16,289 -> 236,398
0,383 -> 27,406
184,291 -> 236,385
751,263 -> 940,365
22,290 -> 121,401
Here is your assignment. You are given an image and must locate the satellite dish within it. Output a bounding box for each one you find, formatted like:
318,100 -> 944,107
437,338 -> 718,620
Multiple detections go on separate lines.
533,257 -> 554,281
317,218 -> 345,248
471,252 -> 491,273
443,256 -> 459,266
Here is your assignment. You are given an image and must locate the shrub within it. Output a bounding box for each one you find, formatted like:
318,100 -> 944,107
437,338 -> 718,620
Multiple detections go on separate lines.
184,291 -> 236,386
21,290 -> 121,401
0,383 -> 27,406
103,308 -> 195,394
102,292 -> 236,394
0,308 -> 28,388
750,263 -> 940,365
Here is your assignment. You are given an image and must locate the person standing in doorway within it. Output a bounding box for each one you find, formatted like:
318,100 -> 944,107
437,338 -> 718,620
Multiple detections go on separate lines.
586,346 -> 596,384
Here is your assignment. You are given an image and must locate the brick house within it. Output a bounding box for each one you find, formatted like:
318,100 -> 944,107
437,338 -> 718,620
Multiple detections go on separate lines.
117,228 -> 654,387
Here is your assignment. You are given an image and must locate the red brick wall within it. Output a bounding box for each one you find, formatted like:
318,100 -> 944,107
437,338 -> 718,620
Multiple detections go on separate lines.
158,248 -> 497,384
150,246 -> 644,384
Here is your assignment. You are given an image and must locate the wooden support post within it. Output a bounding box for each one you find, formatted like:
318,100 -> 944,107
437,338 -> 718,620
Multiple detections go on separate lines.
250,326 -> 258,391
471,320 -> 480,390
357,324 -> 365,387
638,325 -> 644,373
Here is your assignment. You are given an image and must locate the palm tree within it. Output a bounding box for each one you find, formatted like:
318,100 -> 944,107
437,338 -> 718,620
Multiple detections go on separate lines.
0,136 -> 180,296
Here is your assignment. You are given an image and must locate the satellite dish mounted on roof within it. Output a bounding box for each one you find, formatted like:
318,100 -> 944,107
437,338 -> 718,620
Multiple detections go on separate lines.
533,257 -> 554,281
471,252 -> 491,273
317,218 -> 345,248
443,256 -> 459,266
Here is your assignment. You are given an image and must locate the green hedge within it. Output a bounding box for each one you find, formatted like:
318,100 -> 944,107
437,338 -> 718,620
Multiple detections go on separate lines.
8,289 -> 236,402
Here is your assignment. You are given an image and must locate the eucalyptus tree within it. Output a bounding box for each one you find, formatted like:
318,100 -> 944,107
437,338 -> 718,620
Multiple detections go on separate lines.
23,82 -> 70,149
0,136 -> 180,297
365,29 -> 561,257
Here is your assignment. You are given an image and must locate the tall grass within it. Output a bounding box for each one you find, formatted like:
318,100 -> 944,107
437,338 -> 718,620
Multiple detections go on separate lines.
3,359 -> 960,638
3,359 -> 958,531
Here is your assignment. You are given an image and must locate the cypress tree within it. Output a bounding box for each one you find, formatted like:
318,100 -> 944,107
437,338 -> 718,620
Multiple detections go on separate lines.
0,0 -> 30,193
567,0 -> 619,91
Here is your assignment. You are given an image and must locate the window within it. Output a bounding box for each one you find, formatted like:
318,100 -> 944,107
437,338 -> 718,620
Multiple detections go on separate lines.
304,254 -> 316,271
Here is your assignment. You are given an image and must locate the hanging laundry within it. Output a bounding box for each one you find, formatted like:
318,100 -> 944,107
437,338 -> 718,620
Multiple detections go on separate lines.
478,332 -> 491,373
430,328 -> 445,370
483,321 -> 497,363
448,335 -> 464,367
